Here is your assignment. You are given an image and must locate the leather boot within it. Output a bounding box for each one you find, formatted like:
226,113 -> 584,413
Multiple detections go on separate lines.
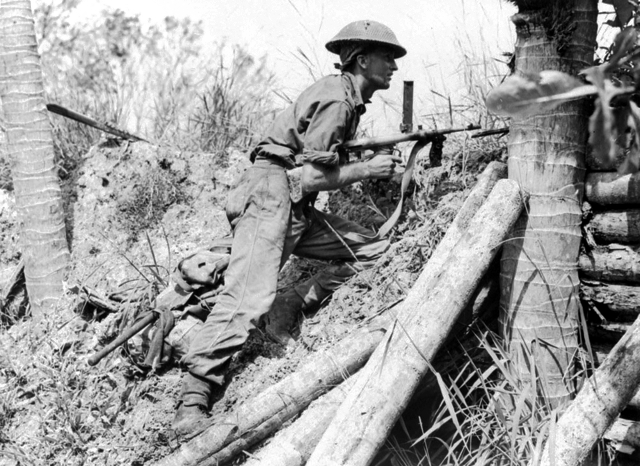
171,402 -> 209,437
264,291 -> 305,346
172,373 -> 213,437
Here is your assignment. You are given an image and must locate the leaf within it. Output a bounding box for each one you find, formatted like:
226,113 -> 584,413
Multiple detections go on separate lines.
619,100 -> 640,174
607,27 -> 638,69
486,71 -> 596,118
583,65 -> 632,169
603,0 -> 635,27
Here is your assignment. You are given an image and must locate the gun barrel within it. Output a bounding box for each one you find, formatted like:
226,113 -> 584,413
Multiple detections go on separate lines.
342,124 -> 481,152
87,312 -> 157,366
47,103 -> 147,142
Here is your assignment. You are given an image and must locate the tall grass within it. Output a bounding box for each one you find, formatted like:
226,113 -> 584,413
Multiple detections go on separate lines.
34,2 -> 279,178
389,325 -> 617,466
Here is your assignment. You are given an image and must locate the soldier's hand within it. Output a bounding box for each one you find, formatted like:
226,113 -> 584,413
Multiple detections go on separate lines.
366,153 -> 403,179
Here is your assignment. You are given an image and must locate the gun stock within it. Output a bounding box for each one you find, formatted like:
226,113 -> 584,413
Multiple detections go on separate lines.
342,124 -> 481,152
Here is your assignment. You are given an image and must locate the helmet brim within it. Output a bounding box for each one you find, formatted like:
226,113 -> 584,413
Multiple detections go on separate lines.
325,39 -> 407,59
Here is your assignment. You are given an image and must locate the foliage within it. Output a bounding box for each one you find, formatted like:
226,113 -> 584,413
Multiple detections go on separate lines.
486,71 -> 596,118
33,0 -> 278,177
188,46 -> 278,156
486,14 -> 640,175
403,328 -> 615,466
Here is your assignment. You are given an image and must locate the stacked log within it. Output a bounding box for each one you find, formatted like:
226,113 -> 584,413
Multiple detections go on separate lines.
581,165 -> 640,436
581,169 -> 640,364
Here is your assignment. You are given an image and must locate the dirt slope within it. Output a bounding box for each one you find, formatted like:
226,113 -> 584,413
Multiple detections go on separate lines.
0,138 -> 503,465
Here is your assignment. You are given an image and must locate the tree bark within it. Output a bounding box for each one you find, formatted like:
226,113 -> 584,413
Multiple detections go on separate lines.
585,172 -> 640,206
581,280 -> 640,321
579,246 -> 640,284
537,315 -> 640,466
499,0 -> 598,407
153,161 -> 507,466
307,179 -> 526,466
0,0 -> 69,315
588,210 -> 640,244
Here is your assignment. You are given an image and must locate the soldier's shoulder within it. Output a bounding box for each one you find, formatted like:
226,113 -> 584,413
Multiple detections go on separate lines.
300,74 -> 351,103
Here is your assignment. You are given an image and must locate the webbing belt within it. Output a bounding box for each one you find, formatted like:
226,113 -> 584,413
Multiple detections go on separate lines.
374,139 -> 429,238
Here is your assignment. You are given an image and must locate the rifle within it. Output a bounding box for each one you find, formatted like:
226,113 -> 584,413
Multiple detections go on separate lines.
341,124 -> 481,154
46,103 -> 148,142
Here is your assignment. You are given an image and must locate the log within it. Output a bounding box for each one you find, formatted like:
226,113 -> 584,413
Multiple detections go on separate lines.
588,210 -> 640,244
579,245 -> 640,284
153,321 -> 387,466
581,280 -> 640,322
243,373 -> 360,466
244,281 -> 499,466
307,179 -> 526,466
152,161 -> 507,466
0,260 -> 24,312
593,345 -> 640,411
585,171 -> 640,206
588,322 -> 632,345
537,314 -> 640,466
604,418 -> 640,451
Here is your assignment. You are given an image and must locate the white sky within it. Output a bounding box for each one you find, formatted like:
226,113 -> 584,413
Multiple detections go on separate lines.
49,0 -> 521,133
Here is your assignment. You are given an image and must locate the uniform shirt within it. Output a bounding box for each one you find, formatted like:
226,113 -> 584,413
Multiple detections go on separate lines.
251,72 -> 367,169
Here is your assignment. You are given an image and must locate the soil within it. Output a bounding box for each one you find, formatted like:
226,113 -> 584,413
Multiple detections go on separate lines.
0,137 -> 504,466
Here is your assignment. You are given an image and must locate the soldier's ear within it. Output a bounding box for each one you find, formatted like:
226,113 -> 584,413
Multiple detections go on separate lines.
356,53 -> 369,70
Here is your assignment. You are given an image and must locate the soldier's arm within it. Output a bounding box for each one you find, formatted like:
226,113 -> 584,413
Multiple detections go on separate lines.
299,99 -> 401,193
301,153 -> 401,193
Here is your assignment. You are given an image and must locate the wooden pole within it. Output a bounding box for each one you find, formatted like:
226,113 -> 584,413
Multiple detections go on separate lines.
307,179 -> 527,466
537,315 -> 640,466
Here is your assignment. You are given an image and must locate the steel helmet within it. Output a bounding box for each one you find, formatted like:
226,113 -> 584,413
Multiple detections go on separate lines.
325,20 -> 406,58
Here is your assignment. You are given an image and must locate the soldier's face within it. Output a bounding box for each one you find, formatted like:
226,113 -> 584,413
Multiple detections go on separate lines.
362,47 -> 398,91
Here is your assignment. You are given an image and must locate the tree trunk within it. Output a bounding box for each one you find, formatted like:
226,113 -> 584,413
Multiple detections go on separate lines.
0,0 -> 69,315
537,315 -> 640,466
585,172 -> 640,206
589,210 -> 640,244
307,179 -> 526,466
499,0 -> 598,407
579,246 -> 640,284
153,161 -> 507,466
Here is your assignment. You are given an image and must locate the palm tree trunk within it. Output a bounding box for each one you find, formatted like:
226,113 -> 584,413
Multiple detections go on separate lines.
0,0 -> 69,315
499,0 -> 598,407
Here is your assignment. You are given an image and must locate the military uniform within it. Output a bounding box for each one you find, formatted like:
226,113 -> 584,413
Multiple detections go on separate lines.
180,72 -> 390,407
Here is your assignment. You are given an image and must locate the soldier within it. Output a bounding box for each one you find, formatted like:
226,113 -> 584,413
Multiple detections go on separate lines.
173,19 -> 406,433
